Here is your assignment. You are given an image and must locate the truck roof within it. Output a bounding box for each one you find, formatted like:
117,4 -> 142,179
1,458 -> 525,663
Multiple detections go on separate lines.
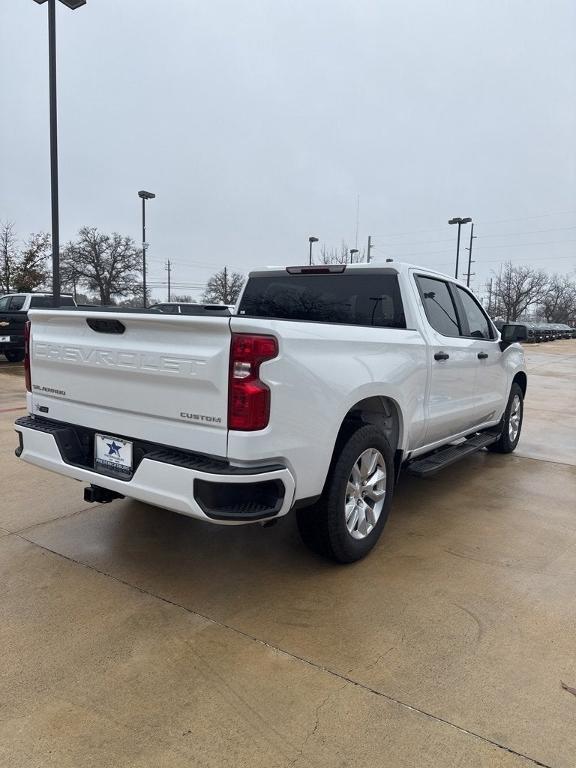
250,260 -> 461,283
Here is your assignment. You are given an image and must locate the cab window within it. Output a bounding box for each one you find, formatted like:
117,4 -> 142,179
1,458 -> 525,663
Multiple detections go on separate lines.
454,286 -> 494,339
8,295 -> 26,311
415,276 -> 461,337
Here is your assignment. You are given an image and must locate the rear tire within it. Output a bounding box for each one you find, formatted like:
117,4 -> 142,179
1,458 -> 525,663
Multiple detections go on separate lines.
487,382 -> 524,454
296,425 -> 395,563
4,350 -> 24,363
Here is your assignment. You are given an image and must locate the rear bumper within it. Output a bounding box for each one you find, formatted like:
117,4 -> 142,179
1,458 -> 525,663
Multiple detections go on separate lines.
15,416 -> 295,524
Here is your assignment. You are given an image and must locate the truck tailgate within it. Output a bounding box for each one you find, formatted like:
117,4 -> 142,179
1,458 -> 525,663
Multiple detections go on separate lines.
28,309 -> 232,457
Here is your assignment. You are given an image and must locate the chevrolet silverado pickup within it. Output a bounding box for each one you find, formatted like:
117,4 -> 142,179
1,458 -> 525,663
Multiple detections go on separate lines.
0,292 -> 75,362
14,262 -> 527,562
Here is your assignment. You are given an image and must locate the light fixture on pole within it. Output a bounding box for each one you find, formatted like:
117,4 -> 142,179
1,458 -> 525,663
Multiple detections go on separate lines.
138,190 -> 156,307
349,248 -> 359,263
32,0 -> 87,308
308,236 -> 319,265
448,217 -> 472,279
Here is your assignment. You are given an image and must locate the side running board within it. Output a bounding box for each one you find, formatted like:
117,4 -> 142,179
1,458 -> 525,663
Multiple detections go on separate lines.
408,431 -> 500,477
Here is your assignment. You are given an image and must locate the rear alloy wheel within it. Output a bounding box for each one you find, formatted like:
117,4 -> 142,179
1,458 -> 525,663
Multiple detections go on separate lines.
487,382 -> 524,454
345,448 -> 387,540
296,425 -> 395,563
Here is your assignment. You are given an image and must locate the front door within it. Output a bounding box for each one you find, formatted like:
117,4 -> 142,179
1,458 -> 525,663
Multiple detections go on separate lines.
452,284 -> 508,425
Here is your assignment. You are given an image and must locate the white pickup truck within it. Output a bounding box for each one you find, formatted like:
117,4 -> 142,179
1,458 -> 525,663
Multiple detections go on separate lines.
15,262 -> 527,562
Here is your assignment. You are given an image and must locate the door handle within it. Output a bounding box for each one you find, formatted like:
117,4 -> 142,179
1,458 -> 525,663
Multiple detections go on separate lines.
434,351 -> 449,361
477,352 -> 488,360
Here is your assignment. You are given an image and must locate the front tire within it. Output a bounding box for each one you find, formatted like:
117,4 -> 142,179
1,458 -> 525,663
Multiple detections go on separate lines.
4,350 -> 24,363
296,425 -> 395,563
487,382 -> 524,454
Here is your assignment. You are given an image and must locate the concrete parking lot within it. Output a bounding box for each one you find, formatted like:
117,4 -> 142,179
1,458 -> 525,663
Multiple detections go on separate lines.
0,342 -> 575,768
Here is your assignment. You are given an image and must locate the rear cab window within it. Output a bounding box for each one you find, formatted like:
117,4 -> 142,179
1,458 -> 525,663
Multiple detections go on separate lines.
238,269 -> 406,329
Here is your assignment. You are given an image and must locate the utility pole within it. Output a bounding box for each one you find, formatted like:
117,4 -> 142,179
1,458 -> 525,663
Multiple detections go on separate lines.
486,278 -> 493,315
223,266 -> 228,304
367,235 -> 372,263
465,223 -> 476,287
165,259 -> 171,301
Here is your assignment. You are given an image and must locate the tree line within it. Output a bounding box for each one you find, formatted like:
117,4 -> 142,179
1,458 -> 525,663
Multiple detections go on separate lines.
2,222 -> 575,321
0,223 -> 247,306
487,262 -> 576,324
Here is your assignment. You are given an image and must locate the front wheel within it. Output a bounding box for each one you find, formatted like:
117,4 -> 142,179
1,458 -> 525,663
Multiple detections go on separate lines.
487,382 -> 524,454
296,425 -> 395,563
4,350 -> 25,363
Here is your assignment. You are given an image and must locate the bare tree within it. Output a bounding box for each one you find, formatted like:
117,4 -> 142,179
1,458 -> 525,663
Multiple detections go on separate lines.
171,294 -> 194,303
12,232 -> 51,292
537,274 -> 576,324
202,267 -> 244,304
61,227 -> 141,305
315,240 -> 366,265
491,262 -> 549,321
0,222 -> 18,294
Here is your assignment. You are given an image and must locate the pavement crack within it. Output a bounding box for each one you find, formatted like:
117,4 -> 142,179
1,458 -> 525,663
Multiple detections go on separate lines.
287,683 -> 347,768
16,533 -> 553,768
11,503 -> 103,536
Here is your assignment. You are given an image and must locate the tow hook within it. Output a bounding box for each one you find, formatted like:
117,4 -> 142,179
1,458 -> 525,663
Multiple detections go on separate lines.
84,485 -> 125,504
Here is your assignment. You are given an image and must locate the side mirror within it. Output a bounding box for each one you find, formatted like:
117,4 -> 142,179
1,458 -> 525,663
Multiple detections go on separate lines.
500,323 -> 528,350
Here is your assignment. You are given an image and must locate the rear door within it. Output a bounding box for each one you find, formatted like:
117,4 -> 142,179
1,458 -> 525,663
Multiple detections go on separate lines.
452,284 -> 507,424
28,309 -> 232,457
414,274 -> 479,444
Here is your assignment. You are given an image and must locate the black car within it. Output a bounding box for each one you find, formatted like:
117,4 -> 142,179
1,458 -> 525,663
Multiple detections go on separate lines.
0,293 -> 75,362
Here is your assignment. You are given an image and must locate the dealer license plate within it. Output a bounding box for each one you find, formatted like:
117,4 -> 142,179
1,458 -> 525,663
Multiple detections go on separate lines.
94,434 -> 133,476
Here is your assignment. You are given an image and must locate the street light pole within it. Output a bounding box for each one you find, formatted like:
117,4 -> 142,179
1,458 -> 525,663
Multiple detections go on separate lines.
47,0 -> 60,308
33,0 -> 86,306
448,217 -> 472,279
138,190 -> 155,308
308,236 -> 319,265
349,248 -> 359,263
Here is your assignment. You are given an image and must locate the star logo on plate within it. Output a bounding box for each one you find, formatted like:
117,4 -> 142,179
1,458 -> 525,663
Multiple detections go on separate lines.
106,441 -> 122,457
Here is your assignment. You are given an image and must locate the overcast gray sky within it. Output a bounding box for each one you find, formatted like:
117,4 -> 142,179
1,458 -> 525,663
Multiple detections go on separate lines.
1,0 -> 575,300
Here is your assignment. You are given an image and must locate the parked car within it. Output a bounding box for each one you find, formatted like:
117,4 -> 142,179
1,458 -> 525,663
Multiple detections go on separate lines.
15,262 -> 527,563
150,302 -> 234,315
0,292 -> 76,362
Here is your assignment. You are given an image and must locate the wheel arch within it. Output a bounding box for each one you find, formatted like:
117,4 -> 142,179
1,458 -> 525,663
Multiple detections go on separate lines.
331,396 -> 404,481
512,370 -> 527,397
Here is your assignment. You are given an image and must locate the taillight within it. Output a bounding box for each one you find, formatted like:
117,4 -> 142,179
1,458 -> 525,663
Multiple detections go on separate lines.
228,334 -> 278,430
24,321 -> 31,393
